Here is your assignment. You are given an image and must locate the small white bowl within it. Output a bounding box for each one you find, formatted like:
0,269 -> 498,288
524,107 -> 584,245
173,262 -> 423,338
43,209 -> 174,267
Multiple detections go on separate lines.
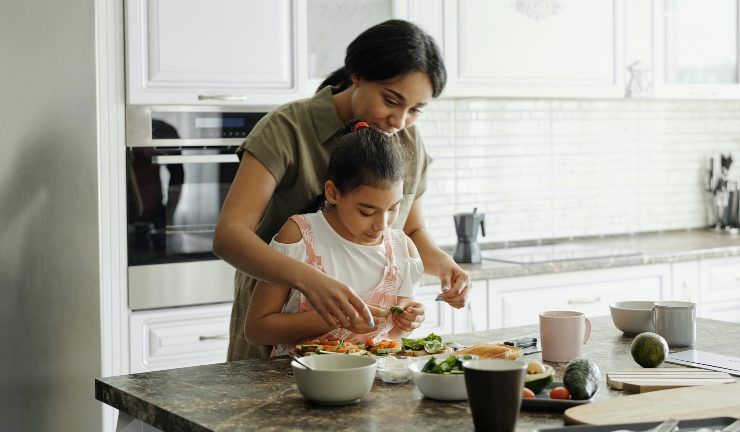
291,354 -> 377,405
610,301 -> 656,335
409,356 -> 470,401
376,357 -> 413,383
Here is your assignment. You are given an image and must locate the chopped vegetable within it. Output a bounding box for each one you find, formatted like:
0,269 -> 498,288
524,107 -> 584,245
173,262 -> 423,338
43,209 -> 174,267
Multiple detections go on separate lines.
390,306 -> 405,315
402,333 -> 443,351
522,388 -> 536,399
421,355 -> 474,374
549,386 -> 571,400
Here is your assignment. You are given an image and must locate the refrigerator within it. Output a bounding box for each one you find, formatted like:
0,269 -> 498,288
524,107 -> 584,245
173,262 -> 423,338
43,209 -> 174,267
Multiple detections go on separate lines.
1,0 -> 103,430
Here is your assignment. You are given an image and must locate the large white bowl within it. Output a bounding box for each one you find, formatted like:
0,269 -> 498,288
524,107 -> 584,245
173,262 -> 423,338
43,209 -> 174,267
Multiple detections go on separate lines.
610,301 -> 656,335
291,354 -> 377,405
409,357 -> 469,401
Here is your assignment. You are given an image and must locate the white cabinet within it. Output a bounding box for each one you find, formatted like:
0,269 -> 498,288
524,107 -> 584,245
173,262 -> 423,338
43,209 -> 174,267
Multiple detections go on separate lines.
652,0 -> 740,98
410,283 -> 453,337
129,303 -> 231,373
304,0 -> 398,96
697,256 -> 740,322
438,0 -> 625,98
125,0 -> 305,105
490,264 -> 670,328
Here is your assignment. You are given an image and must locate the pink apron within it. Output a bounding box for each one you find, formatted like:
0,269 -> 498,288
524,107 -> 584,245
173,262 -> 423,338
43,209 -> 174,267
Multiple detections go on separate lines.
270,214 -> 401,357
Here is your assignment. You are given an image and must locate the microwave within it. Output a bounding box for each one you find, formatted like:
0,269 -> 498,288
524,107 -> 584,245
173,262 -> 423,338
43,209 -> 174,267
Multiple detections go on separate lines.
126,106 -> 266,310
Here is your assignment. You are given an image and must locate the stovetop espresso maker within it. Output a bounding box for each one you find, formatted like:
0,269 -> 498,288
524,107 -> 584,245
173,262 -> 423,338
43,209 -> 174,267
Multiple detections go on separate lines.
453,208 -> 486,264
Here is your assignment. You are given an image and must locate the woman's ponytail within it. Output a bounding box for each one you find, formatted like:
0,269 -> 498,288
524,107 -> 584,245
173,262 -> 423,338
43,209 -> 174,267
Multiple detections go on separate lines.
316,66 -> 352,93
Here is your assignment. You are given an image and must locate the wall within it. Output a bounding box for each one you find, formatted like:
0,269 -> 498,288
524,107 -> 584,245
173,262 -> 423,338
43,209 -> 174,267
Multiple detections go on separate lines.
418,98 -> 740,247
0,0 -> 102,430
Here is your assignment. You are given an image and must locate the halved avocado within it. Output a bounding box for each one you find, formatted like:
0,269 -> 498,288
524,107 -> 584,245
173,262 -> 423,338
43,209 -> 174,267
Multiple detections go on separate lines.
524,364 -> 555,394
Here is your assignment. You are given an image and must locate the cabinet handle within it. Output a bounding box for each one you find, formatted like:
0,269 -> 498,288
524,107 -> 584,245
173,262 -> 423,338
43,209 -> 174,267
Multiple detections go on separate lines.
567,297 -> 601,305
197,95 -> 248,102
151,154 -> 239,165
199,334 -> 228,341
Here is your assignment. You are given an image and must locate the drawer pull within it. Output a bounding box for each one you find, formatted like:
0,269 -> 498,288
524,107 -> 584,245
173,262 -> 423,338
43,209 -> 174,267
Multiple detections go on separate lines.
199,334 -> 228,341
197,95 -> 247,102
567,297 -> 601,305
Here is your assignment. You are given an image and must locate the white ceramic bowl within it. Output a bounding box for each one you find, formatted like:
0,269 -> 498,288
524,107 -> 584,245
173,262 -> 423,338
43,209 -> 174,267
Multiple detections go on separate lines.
291,354 -> 377,405
409,357 -> 469,401
376,356 -> 414,383
609,301 -> 656,335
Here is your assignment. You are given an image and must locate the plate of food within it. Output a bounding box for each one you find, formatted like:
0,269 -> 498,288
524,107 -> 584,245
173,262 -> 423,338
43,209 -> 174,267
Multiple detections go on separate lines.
397,333 -> 454,358
293,339 -> 367,356
521,359 -> 599,412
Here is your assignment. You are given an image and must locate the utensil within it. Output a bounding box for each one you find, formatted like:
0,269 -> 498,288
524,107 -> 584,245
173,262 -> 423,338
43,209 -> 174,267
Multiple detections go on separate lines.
291,354 -> 376,405
649,418 -> 678,432
290,355 -> 312,370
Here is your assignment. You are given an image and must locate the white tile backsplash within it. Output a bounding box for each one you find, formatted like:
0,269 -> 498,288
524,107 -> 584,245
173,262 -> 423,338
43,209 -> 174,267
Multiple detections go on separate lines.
417,98 -> 740,247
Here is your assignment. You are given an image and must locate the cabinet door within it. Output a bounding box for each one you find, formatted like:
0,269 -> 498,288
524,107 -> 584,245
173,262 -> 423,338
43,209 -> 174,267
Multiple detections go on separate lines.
698,299 -> 740,323
409,284 -> 453,337
653,0 -> 740,98
699,256 -> 740,303
492,264 -> 669,328
443,0 -> 624,98
303,0 -> 398,97
129,303 -> 232,373
126,0 -> 304,105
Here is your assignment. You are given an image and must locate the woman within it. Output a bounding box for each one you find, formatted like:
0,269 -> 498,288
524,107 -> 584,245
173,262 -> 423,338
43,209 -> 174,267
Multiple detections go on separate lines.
213,19 -> 471,360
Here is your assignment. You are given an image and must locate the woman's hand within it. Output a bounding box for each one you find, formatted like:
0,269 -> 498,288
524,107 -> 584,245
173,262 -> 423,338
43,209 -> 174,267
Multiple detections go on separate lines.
345,305 -> 390,334
432,257 -> 471,309
300,268 -> 374,329
392,299 -> 425,332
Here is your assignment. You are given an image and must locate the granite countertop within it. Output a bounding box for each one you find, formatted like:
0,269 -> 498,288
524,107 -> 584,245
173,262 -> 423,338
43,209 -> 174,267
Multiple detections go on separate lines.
425,229 -> 740,284
96,316 -> 740,432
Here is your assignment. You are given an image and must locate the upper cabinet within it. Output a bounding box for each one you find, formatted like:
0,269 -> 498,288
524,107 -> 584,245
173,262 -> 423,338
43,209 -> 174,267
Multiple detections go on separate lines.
653,0 -> 740,98
125,0 -> 306,106
124,0 -> 740,105
305,0 -> 398,96
426,0 -> 625,98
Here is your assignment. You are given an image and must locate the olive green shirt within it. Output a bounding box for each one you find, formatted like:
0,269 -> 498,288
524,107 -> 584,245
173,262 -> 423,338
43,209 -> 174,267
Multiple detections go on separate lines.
237,85 -> 432,242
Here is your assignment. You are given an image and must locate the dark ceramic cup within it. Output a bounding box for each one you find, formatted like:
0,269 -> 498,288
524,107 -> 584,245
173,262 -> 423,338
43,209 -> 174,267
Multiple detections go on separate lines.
463,359 -> 527,432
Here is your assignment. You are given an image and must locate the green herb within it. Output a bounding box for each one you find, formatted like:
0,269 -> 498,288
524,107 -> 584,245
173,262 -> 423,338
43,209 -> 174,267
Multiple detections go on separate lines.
389,306 -> 405,315
421,355 -> 473,374
401,333 -> 443,351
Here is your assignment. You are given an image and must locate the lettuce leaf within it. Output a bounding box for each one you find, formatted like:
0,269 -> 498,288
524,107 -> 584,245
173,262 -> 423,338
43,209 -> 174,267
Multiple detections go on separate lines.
402,333 -> 443,350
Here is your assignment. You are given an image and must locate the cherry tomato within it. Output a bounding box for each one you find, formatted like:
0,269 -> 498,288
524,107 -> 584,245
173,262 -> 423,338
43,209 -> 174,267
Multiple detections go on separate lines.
522,388 -> 536,399
549,387 -> 571,400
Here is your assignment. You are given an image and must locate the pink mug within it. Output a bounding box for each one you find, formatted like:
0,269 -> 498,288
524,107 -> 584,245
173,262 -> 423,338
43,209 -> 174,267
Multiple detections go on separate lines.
539,311 -> 591,363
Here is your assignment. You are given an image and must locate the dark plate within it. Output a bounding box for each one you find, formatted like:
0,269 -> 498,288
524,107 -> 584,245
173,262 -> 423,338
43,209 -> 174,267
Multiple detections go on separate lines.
521,382 -> 594,412
534,416 -> 738,432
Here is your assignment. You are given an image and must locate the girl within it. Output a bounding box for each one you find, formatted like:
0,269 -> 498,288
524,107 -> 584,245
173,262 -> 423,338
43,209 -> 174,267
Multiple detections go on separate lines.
214,19 -> 471,360
244,122 -> 425,354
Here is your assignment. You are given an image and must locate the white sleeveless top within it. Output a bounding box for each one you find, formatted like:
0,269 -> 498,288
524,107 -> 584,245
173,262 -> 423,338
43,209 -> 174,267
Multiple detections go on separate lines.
269,211 -> 424,314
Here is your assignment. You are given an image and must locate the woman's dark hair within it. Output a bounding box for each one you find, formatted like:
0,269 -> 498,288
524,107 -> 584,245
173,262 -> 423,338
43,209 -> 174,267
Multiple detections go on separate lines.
303,121 -> 406,213
317,19 -> 446,97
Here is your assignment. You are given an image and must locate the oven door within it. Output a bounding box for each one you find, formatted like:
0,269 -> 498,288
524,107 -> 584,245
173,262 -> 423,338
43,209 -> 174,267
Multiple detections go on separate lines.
127,146 -> 238,309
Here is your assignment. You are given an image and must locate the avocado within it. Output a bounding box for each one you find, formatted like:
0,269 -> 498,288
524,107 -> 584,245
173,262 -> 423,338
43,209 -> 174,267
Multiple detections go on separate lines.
524,363 -> 555,394
563,358 -> 600,400
631,332 -> 669,368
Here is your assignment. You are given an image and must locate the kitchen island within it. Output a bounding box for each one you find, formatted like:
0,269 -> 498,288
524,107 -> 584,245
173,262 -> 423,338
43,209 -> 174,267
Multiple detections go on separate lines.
96,316 -> 740,432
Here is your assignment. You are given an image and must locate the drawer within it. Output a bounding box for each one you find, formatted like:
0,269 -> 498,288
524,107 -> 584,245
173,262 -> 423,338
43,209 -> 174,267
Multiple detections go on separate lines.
701,257 -> 740,302
698,299 -> 740,323
130,303 -> 232,373
494,266 -> 668,328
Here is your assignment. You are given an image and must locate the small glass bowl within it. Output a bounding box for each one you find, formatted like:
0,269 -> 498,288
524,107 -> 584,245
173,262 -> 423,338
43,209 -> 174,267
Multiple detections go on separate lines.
376,357 -> 414,384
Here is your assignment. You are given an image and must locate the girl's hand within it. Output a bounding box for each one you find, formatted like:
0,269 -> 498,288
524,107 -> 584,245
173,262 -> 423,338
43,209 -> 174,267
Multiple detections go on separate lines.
393,300 -> 425,332
345,305 -> 390,334
433,258 -> 471,309
301,269 -> 374,329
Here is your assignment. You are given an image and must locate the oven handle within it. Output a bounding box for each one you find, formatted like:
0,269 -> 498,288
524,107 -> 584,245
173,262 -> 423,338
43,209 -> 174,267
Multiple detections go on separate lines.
151,154 -> 239,165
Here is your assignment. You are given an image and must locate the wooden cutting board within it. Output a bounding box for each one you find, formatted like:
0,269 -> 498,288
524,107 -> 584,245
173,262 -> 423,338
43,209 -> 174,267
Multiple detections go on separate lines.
607,368 -> 736,393
564,382 -> 740,425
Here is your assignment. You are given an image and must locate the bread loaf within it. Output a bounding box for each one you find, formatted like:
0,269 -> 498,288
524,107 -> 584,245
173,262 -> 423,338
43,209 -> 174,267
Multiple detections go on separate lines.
454,343 -> 523,359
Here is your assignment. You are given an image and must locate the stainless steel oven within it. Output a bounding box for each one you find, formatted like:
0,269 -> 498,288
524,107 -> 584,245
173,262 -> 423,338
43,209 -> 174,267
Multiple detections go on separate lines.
126,106 -> 266,310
